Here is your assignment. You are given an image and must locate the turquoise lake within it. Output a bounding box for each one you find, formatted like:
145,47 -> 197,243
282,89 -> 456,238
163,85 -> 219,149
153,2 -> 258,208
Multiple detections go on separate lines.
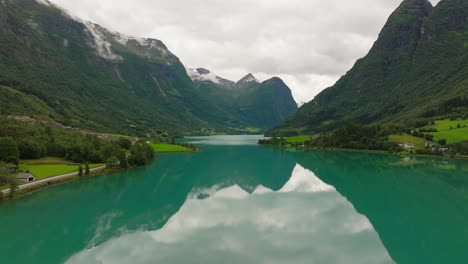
0,135 -> 467,263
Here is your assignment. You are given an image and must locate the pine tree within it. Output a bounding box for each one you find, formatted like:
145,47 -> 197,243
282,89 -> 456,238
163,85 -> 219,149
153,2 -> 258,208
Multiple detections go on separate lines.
85,162 -> 90,175
119,151 -> 128,169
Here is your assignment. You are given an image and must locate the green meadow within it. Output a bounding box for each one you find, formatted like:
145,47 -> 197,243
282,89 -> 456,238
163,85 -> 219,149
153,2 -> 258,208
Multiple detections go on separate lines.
430,127 -> 468,144
285,136 -> 316,143
388,134 -> 427,150
424,119 -> 468,131
424,119 -> 468,144
20,164 -> 104,180
149,143 -> 190,152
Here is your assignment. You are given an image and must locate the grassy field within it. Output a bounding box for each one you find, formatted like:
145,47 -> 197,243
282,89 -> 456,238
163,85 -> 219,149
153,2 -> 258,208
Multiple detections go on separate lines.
22,156 -> 68,165
424,119 -> 468,131
422,119 -> 468,144
389,134 -> 427,150
430,127 -> 468,144
149,143 -> 190,152
286,136 -> 316,143
236,127 -> 262,133
20,164 -> 104,180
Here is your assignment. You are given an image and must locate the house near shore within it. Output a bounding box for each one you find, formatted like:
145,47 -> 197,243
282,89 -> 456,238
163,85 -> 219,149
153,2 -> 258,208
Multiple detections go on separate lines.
404,143 -> 414,149
16,173 -> 35,182
438,148 -> 449,153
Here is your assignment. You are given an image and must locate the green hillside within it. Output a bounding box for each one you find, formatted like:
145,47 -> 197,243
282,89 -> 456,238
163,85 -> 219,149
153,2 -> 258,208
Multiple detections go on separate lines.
267,0 -> 468,136
0,0 -> 295,136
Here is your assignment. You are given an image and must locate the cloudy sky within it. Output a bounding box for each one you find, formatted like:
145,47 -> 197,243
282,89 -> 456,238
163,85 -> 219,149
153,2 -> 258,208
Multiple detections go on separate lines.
48,0 -> 440,104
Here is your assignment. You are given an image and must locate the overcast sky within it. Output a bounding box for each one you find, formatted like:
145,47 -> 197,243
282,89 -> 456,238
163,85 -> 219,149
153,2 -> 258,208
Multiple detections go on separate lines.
48,0 -> 440,104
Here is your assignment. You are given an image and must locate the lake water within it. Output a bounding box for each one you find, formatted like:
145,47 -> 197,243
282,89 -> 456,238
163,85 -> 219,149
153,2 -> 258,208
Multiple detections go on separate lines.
0,135 -> 467,264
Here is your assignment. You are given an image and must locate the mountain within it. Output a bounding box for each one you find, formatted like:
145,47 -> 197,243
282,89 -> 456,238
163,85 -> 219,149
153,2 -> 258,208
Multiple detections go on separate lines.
187,68 -> 236,88
188,69 -> 298,130
235,73 -> 260,90
236,77 -> 298,129
268,0 -> 467,136
0,0 -> 296,136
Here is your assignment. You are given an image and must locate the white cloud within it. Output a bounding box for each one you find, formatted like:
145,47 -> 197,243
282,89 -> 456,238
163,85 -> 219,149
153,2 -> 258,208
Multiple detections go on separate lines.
47,0 -> 441,102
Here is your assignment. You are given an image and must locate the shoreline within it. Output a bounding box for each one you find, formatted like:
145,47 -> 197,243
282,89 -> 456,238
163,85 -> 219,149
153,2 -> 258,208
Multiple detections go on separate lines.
0,167 -> 125,204
0,148 -> 202,204
262,144 -> 468,160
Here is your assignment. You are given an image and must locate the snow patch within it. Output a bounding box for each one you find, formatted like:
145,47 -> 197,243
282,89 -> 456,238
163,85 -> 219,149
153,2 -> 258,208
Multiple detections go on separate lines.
140,38 -> 170,56
238,74 -> 259,84
34,0 -> 122,62
243,75 -> 258,83
83,22 -> 122,61
114,33 -> 173,61
35,0 -> 51,6
186,67 -> 221,84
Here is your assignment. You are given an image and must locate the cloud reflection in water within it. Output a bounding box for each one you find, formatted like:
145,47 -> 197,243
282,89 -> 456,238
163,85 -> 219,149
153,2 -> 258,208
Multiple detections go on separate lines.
66,165 -> 394,264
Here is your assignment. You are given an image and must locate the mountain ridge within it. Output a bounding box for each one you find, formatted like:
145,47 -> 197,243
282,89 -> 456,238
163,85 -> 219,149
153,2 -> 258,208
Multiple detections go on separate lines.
267,0 -> 467,136
188,67 -> 298,129
0,0 -> 297,136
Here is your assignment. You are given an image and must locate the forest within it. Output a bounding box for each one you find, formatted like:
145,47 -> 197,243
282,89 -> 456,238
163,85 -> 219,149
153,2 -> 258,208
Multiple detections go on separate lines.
0,117 -> 154,171
259,121 -> 468,156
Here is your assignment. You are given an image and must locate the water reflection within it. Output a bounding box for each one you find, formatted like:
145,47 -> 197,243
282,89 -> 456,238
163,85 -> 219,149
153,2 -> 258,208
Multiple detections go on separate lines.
0,137 -> 296,263
185,135 -> 267,146
1,136 -> 467,264
291,150 -> 468,264
67,164 -> 393,264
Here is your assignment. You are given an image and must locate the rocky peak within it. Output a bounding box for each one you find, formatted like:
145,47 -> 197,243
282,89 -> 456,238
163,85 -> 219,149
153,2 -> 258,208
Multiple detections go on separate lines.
237,73 -> 259,84
372,0 -> 433,52
0,2 -> 7,26
421,0 -> 467,40
196,68 -> 210,75
187,67 -> 237,88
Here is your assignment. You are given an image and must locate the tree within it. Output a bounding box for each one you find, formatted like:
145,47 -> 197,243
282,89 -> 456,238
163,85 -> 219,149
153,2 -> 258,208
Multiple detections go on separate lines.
438,139 -> 447,145
0,137 -> 19,161
78,165 -> 83,176
8,174 -> 18,199
424,134 -> 434,141
0,167 -> 9,186
5,156 -> 19,166
118,151 -> 128,169
18,140 -> 46,159
106,157 -> 119,168
85,162 -> 90,175
118,137 -> 132,150
100,143 -> 121,161
128,143 -> 155,166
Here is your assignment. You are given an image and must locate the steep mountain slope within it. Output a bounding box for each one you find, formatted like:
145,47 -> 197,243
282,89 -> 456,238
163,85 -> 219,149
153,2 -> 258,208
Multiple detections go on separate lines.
236,77 -> 298,129
188,69 -> 298,130
268,0 -> 467,136
0,0 -> 292,136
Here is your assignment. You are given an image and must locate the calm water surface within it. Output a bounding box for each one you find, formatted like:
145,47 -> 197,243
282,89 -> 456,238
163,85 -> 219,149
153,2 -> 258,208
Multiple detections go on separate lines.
0,135 -> 467,264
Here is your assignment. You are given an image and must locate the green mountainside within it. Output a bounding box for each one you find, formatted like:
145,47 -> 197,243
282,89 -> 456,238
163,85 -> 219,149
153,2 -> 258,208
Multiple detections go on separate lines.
0,0 -> 296,136
187,68 -> 298,130
268,0 -> 467,136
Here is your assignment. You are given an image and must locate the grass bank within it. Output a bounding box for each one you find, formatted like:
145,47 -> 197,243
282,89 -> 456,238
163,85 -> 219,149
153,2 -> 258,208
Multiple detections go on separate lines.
423,119 -> 468,143
149,143 -> 191,152
149,142 -> 200,153
0,166 -> 120,204
20,163 -> 104,180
